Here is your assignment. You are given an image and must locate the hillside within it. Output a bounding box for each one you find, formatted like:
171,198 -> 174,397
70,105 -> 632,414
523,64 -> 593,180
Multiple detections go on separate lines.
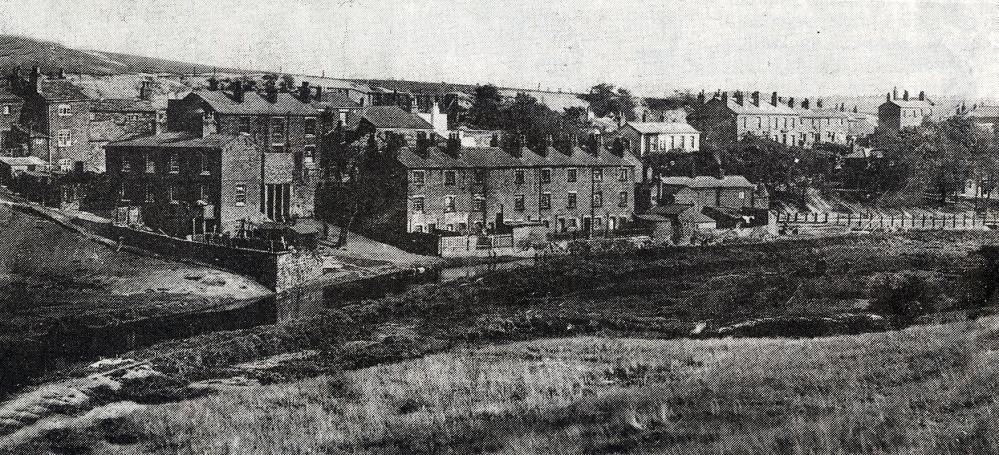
0,35 -> 247,76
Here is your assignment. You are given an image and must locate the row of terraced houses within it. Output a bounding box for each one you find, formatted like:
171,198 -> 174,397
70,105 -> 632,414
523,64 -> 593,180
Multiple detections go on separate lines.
0,66 -> 933,246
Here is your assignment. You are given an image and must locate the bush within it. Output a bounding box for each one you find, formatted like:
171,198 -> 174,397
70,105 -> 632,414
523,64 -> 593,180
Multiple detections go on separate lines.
869,273 -> 930,324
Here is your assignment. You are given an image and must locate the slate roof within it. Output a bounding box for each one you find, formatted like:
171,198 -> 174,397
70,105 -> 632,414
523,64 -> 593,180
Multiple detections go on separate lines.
964,105 -> 999,119
660,175 -> 757,189
107,132 -> 255,149
797,108 -> 851,119
38,79 -> 90,101
623,121 -> 700,135
883,99 -> 934,109
396,145 -> 641,169
312,91 -> 362,110
0,156 -> 46,167
724,98 -> 797,115
349,105 -> 433,130
191,90 -> 318,116
0,85 -> 22,101
92,98 -> 160,113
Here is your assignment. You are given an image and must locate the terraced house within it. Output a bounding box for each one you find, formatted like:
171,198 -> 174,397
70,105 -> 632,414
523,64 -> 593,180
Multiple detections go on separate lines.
687,91 -> 799,148
10,67 -> 92,170
396,140 -> 641,235
168,79 -> 323,220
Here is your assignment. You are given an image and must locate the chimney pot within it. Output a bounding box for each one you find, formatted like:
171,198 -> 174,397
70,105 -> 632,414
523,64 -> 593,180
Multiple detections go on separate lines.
751,91 -> 760,107
771,91 -> 778,106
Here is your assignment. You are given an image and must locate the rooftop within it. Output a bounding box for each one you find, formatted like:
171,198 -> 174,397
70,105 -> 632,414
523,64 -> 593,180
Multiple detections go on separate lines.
191,90 -> 318,116
623,121 -> 700,135
92,98 -> 160,113
396,144 -> 641,170
660,175 -> 757,189
38,79 -> 90,101
0,156 -> 46,167
107,132 -> 255,149
349,105 -> 434,130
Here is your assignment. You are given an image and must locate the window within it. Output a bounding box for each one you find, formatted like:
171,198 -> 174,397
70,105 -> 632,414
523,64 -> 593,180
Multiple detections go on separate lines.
2,105 -> 9,115
168,153 -> 179,173
119,182 -> 128,202
473,194 -> 485,212
514,194 -> 525,211
144,184 -> 154,203
239,116 -> 252,134
414,225 -> 424,233
592,168 -> 603,182
168,185 -> 177,202
540,169 -> 551,184
304,117 -> 317,136
199,151 -> 210,175
618,167 -> 629,182
514,169 -> 525,184
473,169 -> 485,183
592,191 -> 603,208
121,156 -> 132,173
444,195 -> 455,212
567,168 -> 577,183
444,170 -> 456,186
126,113 -> 140,123
539,192 -> 551,210
756,117 -> 762,129
144,152 -> 155,173
198,184 -> 208,201
412,170 -> 425,185
304,145 -> 316,165
738,191 -> 746,200
235,183 -> 247,206
270,117 -> 285,145
619,191 -> 629,207
57,104 -> 71,116
57,129 -> 72,147
567,192 -> 577,209
412,196 -> 425,212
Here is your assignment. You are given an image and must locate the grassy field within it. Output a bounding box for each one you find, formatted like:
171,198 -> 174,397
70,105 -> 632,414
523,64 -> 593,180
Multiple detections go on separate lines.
14,318 -> 999,454
4,231 -> 999,453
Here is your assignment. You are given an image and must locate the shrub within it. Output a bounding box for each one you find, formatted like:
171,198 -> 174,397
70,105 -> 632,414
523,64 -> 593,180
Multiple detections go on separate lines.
869,273 -> 929,324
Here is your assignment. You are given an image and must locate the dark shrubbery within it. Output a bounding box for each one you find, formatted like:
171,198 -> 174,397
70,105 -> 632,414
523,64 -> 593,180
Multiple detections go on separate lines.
869,273 -> 930,324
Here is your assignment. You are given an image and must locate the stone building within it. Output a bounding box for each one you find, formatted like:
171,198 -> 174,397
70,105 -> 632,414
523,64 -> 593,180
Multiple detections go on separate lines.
104,132 -> 265,237
878,89 -> 933,131
11,67 -> 92,170
395,140 -> 641,235
87,81 -> 166,172
167,80 -> 322,219
0,83 -> 24,152
794,99 -> 850,147
348,105 -> 436,143
615,120 -> 700,156
658,175 -> 769,210
687,91 -> 799,148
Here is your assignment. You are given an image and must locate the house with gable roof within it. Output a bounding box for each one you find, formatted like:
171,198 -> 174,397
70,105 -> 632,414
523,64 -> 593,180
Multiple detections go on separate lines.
878,88 -> 934,131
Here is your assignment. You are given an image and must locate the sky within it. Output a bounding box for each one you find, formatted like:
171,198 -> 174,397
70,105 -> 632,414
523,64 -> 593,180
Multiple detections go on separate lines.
0,0 -> 997,97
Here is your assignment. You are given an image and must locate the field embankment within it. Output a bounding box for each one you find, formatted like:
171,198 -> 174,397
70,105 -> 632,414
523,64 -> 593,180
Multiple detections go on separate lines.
3,230 -> 999,452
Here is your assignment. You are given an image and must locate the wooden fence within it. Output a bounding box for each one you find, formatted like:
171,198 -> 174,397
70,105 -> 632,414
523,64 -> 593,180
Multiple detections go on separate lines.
775,211 -> 999,230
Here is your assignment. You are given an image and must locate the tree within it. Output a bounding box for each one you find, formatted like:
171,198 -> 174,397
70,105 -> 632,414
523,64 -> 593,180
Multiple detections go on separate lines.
467,84 -> 504,129
579,83 -> 636,120
317,132 -> 404,247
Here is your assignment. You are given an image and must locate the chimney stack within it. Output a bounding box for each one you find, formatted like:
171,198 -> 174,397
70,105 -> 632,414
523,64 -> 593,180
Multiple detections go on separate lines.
208,77 -> 219,91
771,91 -> 778,106
642,111 -> 647,122
816,98 -> 823,109
139,80 -> 152,101
751,91 -> 760,106
29,66 -> 41,93
787,97 -> 795,108
314,85 -> 323,101
893,87 -> 898,100
229,80 -> 244,102
802,98 -> 810,110
722,91 -> 729,104
265,85 -> 278,103
697,90 -> 706,104
903,90 -> 909,101
298,81 -> 311,103
918,90 -> 925,101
